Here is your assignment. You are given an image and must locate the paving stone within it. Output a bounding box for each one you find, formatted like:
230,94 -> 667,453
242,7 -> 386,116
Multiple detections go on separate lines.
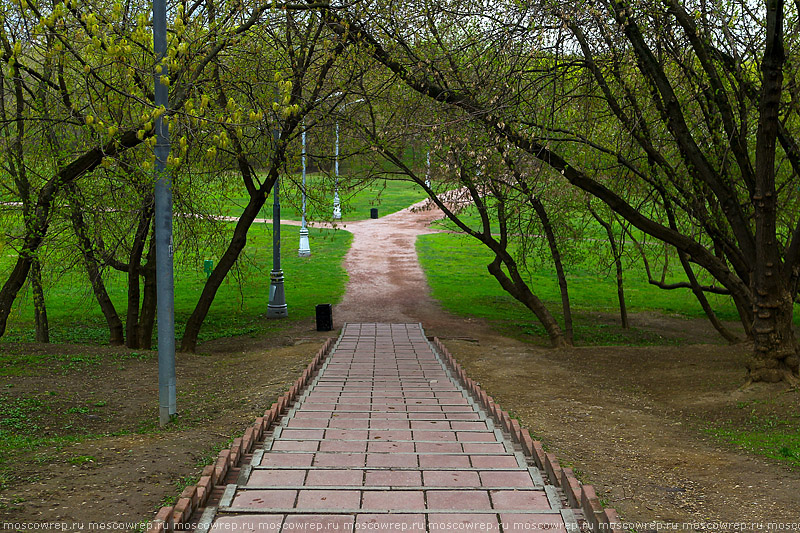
247,469 -> 306,486
287,418 -> 328,429
457,431 -> 498,442
327,418 -> 369,429
470,455 -> 520,468
368,441 -> 415,453
280,429 -> 325,440
315,451 -> 366,466
490,489 -> 552,510
365,454 -> 419,468
450,421 -> 487,431
304,469 -> 363,486
364,469 -> 422,486
415,442 -> 463,453
199,324 -> 588,533
231,489 -> 297,509
423,470 -> 481,487
355,514 -> 426,531
361,490 -> 425,511
369,429 -> 414,441
480,470 -> 536,488
417,454 -> 470,468
259,453 -> 314,467
281,515 -> 354,532
462,443 -> 506,453
369,420 -> 411,430
208,515 -> 284,532
428,514 -> 500,532
271,441 -> 319,452
296,489 -> 360,509
324,429 -> 369,440
499,514 -> 568,533
317,440 -> 368,453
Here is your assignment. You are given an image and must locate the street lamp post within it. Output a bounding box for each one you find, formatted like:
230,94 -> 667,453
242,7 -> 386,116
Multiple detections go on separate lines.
153,0 -> 176,426
299,126 -> 311,257
268,108 -> 288,318
332,99 -> 364,220
425,150 -> 431,188
333,121 -> 341,220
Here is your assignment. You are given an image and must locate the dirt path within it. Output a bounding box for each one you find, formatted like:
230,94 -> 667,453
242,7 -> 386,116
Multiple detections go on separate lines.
266,199 -> 486,338
328,200 -> 471,332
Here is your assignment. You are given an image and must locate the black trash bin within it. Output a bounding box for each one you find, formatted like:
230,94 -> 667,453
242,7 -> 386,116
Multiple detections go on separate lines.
370,208 -> 378,219
315,304 -> 333,331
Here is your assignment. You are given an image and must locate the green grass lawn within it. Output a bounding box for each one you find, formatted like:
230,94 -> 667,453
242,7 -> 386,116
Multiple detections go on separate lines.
2,224 -> 351,346
417,232 -> 742,345
221,175 -> 429,222
704,421 -> 800,468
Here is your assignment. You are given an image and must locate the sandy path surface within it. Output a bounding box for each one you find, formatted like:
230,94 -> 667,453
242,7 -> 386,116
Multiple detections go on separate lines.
331,201 -> 445,324
308,200 -> 482,336
251,197 -> 482,337
231,196 -> 476,335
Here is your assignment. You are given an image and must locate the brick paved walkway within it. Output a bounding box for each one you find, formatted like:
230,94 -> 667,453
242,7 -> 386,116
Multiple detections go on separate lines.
197,323 -> 579,532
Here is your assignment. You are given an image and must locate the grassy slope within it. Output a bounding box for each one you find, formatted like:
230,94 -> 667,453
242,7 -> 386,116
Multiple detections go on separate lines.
2,225 -> 351,345
417,231 -> 800,467
417,231 -> 741,345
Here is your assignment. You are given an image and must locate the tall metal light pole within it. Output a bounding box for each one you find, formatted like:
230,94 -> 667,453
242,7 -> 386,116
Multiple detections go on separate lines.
425,150 -> 431,188
333,121 -> 341,220
268,109 -> 288,318
332,99 -> 364,220
153,0 -> 176,426
298,125 -> 310,256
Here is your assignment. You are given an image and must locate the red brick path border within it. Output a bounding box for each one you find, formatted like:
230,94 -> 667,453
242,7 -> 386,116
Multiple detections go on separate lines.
431,338 -> 621,531
146,338 -> 334,533
147,325 -> 621,532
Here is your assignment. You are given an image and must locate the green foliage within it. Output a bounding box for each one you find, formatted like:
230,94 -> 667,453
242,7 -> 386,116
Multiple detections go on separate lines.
417,232 -> 743,344
1,225 -> 351,345
0,396 -> 46,432
67,455 -> 96,466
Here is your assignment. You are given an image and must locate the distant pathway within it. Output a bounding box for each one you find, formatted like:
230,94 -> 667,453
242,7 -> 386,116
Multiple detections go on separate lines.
330,201 -> 449,326
247,198 -> 480,337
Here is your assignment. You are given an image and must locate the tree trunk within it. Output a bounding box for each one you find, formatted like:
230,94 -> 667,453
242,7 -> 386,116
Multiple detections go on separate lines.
31,257 -> 49,343
138,245 -> 157,350
125,264 -> 141,349
487,255 -> 568,348
590,207 -> 628,328
180,186 -> 272,352
67,185 -> 124,345
748,0 -> 799,383
0,245 -> 37,338
530,195 -> 573,344
126,198 -> 154,349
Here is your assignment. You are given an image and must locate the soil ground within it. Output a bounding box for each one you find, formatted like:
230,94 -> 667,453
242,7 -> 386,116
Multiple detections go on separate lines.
1,201 -> 798,531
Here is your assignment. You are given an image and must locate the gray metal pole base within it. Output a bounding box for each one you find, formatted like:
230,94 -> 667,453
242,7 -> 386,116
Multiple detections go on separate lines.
298,226 -> 311,257
267,269 -> 288,318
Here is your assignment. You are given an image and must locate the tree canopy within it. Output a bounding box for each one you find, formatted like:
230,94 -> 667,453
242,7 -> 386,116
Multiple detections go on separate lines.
0,0 -> 798,384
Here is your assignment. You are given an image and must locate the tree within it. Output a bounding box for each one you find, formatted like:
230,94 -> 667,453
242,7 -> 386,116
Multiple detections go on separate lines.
341,76 -> 574,346
179,7 -> 355,352
322,0 -> 800,383
0,0 -> 318,344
